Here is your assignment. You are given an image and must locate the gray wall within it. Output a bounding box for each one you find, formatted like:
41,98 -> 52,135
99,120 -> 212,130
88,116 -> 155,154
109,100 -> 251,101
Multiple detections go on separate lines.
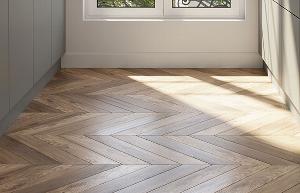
0,0 -> 65,122
260,0 -> 300,112
63,0 -> 262,68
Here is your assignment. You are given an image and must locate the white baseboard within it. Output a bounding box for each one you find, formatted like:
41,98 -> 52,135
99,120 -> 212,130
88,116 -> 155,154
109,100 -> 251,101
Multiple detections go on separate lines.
62,52 -> 263,68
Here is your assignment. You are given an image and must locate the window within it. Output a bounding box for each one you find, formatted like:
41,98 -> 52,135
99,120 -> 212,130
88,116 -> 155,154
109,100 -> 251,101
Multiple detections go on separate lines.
85,0 -> 163,19
172,0 -> 231,8
84,0 -> 245,20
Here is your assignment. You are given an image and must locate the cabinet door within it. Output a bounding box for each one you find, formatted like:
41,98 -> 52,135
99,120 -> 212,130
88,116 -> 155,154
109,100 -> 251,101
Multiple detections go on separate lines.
9,0 -> 34,108
34,0 -> 52,83
269,0 -> 300,111
268,0 -> 282,79
52,0 -> 65,64
0,0 -> 9,120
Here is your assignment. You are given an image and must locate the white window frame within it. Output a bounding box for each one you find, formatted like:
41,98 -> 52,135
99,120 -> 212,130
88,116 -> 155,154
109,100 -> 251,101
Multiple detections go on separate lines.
83,0 -> 245,20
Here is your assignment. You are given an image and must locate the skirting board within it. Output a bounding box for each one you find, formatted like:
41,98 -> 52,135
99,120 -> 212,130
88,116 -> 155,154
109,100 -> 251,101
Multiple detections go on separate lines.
264,63 -> 300,118
0,60 -> 61,135
62,52 -> 263,68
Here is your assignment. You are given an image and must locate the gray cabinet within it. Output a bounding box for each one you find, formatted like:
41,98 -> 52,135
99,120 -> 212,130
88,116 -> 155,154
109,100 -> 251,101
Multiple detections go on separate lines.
34,0 -> 52,83
261,0 -> 300,111
0,0 -> 10,120
0,0 -> 65,130
52,0 -> 65,64
9,0 -> 34,108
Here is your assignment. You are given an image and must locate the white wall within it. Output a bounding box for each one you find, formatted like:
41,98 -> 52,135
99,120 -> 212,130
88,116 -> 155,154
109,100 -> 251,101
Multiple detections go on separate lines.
63,0 -> 263,68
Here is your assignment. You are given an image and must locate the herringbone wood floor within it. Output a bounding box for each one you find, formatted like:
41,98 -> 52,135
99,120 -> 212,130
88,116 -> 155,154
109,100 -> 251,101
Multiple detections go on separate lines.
0,68 -> 300,193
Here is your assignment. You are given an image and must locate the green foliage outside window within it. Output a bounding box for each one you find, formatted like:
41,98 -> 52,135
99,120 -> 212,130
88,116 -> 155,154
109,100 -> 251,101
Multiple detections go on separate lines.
97,0 -> 155,8
97,0 -> 231,8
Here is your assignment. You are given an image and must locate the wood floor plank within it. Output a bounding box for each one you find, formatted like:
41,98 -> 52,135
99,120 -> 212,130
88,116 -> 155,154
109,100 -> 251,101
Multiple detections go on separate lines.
0,164 -> 29,177
92,113 -> 172,135
218,135 -> 300,164
12,113 -> 97,136
7,113 -> 75,132
89,82 -> 149,95
182,165 -> 268,193
115,165 -> 207,193
63,135 -> 147,164
0,165 -> 63,192
84,165 -> 177,193
168,136 -> 264,165
116,113 -> 199,135
61,94 -> 131,113
89,95 -> 154,113
35,135 -> 117,164
216,165 -> 298,193
192,112 -> 269,135
18,165 -> 119,193
193,135 -> 297,165
250,167 -> 300,193
0,146 -> 29,164
0,136 -> 58,164
42,113 -> 130,136
284,184 -> 300,193
171,112 -> 241,135
9,134 -> 88,164
150,165 -> 237,193
142,113 -> 214,135
220,113 -> 292,136
141,136 -> 227,165
48,165 -> 147,193
90,136 -> 178,164
113,135 -> 207,164
71,113 -> 172,135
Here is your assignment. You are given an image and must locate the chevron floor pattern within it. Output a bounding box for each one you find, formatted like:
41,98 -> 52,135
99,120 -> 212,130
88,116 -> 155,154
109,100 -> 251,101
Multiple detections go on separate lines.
0,68 -> 300,193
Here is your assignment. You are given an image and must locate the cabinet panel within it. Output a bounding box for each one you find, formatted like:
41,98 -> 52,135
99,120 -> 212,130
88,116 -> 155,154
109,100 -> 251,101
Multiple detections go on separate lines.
52,0 -> 65,64
0,0 -> 10,120
281,12 -> 300,109
268,0 -> 282,80
261,0 -> 271,66
9,0 -> 34,108
34,0 -> 52,83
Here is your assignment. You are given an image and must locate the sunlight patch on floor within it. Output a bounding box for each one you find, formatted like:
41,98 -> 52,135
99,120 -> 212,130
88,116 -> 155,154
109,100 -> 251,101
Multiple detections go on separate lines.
128,75 -> 300,154
255,136 -> 300,154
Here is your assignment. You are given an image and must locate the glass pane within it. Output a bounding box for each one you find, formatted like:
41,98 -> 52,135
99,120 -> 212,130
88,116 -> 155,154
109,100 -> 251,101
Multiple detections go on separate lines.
97,0 -> 155,8
172,0 -> 231,8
